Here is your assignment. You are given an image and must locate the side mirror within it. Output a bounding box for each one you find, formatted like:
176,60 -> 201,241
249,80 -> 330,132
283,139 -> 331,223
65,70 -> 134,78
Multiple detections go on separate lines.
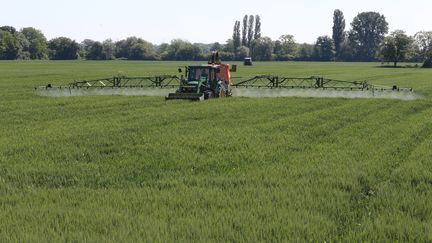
230,65 -> 237,72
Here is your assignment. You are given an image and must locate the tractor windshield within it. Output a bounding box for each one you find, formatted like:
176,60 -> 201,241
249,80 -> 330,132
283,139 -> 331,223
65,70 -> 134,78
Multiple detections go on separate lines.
188,67 -> 210,82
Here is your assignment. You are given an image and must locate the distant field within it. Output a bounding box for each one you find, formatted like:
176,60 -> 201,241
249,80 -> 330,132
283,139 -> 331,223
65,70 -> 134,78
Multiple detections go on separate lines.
0,61 -> 431,241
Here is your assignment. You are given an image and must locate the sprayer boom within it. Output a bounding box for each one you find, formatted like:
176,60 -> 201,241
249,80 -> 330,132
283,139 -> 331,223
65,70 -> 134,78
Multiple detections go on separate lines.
35,52 -> 413,99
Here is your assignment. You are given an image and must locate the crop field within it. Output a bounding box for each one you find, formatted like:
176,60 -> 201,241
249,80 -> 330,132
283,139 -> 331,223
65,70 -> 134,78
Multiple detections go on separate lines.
0,61 -> 431,241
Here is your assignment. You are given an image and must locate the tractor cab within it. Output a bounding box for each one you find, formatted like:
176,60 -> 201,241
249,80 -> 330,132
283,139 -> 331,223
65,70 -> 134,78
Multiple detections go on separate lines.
186,66 -> 215,86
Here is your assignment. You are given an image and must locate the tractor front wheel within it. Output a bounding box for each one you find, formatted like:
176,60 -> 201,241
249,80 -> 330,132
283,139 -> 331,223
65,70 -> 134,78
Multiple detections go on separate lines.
204,90 -> 213,99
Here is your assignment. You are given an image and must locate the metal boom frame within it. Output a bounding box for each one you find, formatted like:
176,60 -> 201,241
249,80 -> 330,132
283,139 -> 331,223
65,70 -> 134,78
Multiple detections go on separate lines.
36,75 -> 413,92
38,75 -> 180,90
231,75 -> 412,92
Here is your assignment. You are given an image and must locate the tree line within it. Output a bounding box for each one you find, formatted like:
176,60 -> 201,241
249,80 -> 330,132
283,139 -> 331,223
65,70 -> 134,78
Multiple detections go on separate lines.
0,11 -> 431,67
330,10 -> 432,67
227,12 -> 431,67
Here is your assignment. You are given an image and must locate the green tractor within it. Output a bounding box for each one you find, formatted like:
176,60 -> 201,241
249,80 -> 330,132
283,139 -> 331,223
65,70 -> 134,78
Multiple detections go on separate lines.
165,52 -> 235,101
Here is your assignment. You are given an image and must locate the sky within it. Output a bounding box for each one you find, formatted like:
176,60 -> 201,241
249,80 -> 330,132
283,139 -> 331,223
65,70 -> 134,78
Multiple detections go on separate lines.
2,0 -> 431,44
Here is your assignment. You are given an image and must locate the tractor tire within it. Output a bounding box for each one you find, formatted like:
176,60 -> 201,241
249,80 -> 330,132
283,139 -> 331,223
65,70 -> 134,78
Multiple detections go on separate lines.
204,90 -> 213,100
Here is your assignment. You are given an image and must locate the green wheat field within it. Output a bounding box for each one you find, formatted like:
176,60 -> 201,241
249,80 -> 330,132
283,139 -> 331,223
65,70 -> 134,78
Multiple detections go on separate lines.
0,61 -> 431,241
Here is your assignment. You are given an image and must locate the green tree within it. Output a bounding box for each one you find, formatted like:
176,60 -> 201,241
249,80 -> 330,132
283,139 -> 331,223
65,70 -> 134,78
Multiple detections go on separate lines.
413,31 -> 432,61
0,28 -> 31,60
164,39 -> 184,60
232,21 -> 241,56
164,39 -> 202,60
0,26 -> 17,34
48,37 -> 80,60
338,39 -> 355,61
211,42 -> 223,52
156,43 -> 169,59
241,15 -> 248,46
223,39 -> 234,52
332,9 -> 345,60
296,43 -> 314,61
0,31 -> 14,59
273,40 -> 283,59
274,35 -> 297,60
254,15 -> 261,40
219,51 -> 235,61
102,39 -> 116,60
115,39 -> 128,59
423,57 -> 432,68
348,12 -> 389,61
87,41 -> 104,60
82,39 -> 96,59
220,39 -> 236,60
251,37 -> 273,61
15,32 -> 30,59
115,37 -> 157,60
130,39 -> 157,60
176,43 -> 202,60
417,32 -> 432,67
77,43 -> 86,59
21,27 -> 48,59
236,46 -> 250,59
313,36 -> 335,61
0,32 -> 4,56
82,39 -> 94,54
0,30 -> 20,59
247,15 -> 254,47
164,39 -> 181,60
378,30 -> 413,67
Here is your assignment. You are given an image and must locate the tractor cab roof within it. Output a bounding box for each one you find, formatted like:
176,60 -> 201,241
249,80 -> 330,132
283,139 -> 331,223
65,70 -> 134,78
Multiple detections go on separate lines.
188,65 -> 220,69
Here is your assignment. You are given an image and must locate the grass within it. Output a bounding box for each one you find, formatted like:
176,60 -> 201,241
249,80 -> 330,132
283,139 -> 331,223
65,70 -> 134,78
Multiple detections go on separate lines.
0,61 -> 432,241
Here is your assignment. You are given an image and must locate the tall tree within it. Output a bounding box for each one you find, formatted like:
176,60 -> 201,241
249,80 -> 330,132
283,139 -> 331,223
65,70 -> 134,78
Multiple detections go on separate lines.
254,15 -> 261,40
247,15 -> 254,47
241,15 -> 248,46
313,36 -> 335,61
232,21 -> 241,55
348,12 -> 389,61
332,9 -> 345,60
378,30 -> 413,67
21,27 -> 48,59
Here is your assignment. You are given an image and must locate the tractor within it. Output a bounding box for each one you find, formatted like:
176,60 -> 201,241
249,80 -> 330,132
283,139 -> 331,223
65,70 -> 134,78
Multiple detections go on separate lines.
165,52 -> 236,101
